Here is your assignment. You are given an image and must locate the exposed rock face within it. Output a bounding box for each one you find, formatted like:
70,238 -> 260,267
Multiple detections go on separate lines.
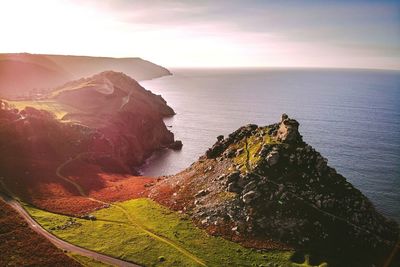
275,113 -> 301,143
151,114 -> 399,266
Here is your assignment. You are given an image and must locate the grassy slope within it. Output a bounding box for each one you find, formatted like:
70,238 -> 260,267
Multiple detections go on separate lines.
233,127 -> 278,172
6,100 -> 79,120
67,253 -> 114,267
25,198 -> 293,267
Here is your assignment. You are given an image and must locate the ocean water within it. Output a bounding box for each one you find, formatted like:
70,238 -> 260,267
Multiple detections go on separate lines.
139,68 -> 400,222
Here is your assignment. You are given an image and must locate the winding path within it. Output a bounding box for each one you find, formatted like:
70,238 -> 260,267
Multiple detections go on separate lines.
56,153 -> 207,267
0,189 -> 140,267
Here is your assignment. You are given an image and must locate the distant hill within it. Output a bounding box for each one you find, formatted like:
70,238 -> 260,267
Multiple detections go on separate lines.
0,53 -> 171,99
0,59 -> 72,99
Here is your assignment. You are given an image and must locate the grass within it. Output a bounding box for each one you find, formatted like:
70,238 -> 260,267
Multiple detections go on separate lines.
67,253 -> 114,267
6,100 -> 78,120
291,255 -> 328,267
234,127 -> 278,173
49,80 -> 96,98
25,198 -> 294,267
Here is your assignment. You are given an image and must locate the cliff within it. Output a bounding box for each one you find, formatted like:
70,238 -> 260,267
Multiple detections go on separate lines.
0,53 -> 171,99
150,114 -> 399,266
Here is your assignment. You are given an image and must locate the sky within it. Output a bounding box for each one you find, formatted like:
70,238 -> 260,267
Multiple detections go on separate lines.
0,0 -> 399,69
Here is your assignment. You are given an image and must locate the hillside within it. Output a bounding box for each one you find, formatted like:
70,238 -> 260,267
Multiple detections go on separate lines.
0,53 -> 171,99
0,59 -> 72,99
45,54 -> 171,81
0,70 -> 179,214
0,198 -> 81,266
150,114 -> 400,266
53,70 -> 175,120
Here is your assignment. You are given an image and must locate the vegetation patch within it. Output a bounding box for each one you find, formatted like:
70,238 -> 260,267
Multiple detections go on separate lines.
6,100 -> 78,120
234,127 -> 278,172
0,200 -> 79,267
49,80 -> 96,98
216,191 -> 237,202
67,253 -> 114,267
25,198 -> 293,267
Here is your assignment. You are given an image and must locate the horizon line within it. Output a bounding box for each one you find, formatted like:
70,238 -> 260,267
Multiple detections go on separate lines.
2,51 -> 399,72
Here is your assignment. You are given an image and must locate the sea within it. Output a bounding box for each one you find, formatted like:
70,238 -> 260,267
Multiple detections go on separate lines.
139,68 -> 400,223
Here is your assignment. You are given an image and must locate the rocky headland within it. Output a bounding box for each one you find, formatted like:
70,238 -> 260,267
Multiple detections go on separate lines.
52,70 -> 179,170
150,114 -> 399,266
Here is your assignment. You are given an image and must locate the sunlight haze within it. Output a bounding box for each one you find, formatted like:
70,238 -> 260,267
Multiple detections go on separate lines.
0,0 -> 399,69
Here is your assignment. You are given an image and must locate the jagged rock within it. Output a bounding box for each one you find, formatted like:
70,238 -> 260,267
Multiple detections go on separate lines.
226,171 -> 240,183
227,182 -> 240,193
195,189 -> 210,198
274,114 -> 301,143
236,148 -> 244,156
243,181 -> 258,193
242,190 -> 258,204
168,140 -> 183,150
266,151 -> 279,166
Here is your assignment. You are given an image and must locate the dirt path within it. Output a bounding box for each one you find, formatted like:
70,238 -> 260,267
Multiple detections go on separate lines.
56,153 -> 207,267
0,182 -> 140,267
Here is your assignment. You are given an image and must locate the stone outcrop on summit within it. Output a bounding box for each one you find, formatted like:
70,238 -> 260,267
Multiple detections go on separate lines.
150,114 -> 399,266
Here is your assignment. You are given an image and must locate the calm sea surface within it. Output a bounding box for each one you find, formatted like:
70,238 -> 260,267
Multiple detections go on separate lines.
139,68 -> 400,222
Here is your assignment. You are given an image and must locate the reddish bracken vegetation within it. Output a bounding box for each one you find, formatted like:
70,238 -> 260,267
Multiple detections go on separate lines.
60,158 -> 154,211
1,148 -> 155,215
0,102 -> 157,215
0,199 -> 80,266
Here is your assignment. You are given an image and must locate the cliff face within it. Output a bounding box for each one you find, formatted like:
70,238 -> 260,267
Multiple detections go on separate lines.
150,114 -> 399,266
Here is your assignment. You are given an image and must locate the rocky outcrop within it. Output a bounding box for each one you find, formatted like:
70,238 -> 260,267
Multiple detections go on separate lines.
274,113 -> 301,143
150,114 -> 399,266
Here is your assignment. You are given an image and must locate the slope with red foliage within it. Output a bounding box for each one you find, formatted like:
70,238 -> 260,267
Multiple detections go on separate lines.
0,199 -> 80,266
0,100 -> 157,215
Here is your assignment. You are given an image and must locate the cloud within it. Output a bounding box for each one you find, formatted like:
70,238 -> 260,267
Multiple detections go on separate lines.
1,0 -> 399,69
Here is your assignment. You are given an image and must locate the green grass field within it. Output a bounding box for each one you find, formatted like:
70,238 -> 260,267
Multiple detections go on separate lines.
67,253 -> 114,267
25,198 -> 294,267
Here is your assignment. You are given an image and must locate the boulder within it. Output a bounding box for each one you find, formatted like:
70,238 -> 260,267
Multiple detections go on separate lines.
242,190 -> 258,204
168,140 -> 183,150
275,114 -> 301,143
266,151 -> 279,166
